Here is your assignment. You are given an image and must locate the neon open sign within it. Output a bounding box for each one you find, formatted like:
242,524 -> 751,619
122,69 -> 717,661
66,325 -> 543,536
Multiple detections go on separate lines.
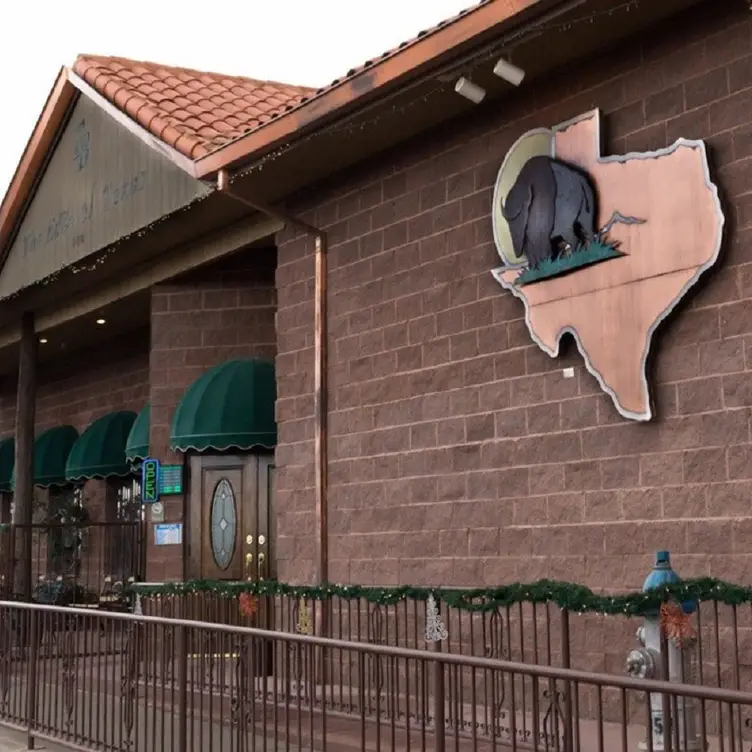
141,458 -> 160,503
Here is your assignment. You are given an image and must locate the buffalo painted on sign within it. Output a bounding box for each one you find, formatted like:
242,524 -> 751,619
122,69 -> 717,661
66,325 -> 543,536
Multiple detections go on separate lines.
492,109 -> 724,421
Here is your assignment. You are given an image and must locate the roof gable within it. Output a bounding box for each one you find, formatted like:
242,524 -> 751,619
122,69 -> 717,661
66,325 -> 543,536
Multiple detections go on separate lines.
0,91 -> 209,299
0,69 -> 77,266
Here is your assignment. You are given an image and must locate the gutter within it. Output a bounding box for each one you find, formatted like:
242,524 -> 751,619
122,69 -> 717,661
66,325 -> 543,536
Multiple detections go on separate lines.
217,170 -> 329,588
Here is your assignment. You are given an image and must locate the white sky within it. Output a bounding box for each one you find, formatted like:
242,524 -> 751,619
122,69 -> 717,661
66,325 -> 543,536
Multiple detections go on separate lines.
0,0 -> 472,198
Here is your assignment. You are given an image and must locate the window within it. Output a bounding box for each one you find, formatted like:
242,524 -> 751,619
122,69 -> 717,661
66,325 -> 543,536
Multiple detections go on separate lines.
210,478 -> 237,570
105,477 -> 143,580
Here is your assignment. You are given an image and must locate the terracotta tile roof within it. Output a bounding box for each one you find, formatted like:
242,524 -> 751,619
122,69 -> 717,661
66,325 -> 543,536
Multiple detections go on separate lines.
72,1 -> 492,165
72,55 -> 316,160
312,0 -> 491,90
193,0 -> 541,176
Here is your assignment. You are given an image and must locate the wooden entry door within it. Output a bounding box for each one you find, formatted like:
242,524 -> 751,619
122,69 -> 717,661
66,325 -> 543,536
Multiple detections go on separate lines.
189,454 -> 275,584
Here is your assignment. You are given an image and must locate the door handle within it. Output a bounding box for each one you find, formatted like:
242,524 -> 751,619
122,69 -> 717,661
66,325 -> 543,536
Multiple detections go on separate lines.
245,552 -> 253,580
258,552 -> 265,580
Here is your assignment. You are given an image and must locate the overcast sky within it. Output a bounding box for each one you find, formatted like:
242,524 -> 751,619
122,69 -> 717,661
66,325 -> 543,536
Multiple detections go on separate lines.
0,0 -> 472,198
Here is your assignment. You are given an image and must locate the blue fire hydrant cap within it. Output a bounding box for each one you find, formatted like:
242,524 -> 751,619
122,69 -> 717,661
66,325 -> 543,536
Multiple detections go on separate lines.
642,551 -> 696,614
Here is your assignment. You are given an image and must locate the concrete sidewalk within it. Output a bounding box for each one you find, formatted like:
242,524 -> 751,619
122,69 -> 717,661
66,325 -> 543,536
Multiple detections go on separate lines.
0,726 -> 67,751
0,727 -> 28,751
0,727 -> 28,752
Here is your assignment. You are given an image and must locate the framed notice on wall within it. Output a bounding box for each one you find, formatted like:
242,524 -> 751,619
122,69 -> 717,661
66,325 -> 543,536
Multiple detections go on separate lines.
154,523 -> 182,546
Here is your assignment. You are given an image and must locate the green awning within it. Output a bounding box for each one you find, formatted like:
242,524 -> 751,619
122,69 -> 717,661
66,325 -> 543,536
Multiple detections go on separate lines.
65,411 -> 137,481
11,425 -> 79,489
0,437 -> 13,493
125,404 -> 149,463
170,359 -> 277,453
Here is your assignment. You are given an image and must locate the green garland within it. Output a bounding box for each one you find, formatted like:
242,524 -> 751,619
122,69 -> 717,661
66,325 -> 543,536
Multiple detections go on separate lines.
129,577 -> 749,616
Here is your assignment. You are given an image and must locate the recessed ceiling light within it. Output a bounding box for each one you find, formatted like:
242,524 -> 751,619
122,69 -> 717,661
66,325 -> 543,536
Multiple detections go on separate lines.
96,318 -> 106,325
39,338 -> 48,344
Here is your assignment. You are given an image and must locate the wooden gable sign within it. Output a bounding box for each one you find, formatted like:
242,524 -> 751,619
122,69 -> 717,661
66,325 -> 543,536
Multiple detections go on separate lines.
492,109 -> 724,422
0,93 -> 210,299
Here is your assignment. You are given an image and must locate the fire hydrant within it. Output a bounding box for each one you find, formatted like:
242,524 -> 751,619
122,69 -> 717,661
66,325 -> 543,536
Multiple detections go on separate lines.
625,551 -> 703,752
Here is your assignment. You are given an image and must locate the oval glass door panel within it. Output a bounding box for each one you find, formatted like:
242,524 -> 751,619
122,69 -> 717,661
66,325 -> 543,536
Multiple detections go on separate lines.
210,478 -> 237,570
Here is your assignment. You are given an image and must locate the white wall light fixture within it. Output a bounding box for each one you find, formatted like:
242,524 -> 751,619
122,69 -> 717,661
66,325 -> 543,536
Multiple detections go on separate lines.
454,77 -> 486,104
493,58 -> 525,87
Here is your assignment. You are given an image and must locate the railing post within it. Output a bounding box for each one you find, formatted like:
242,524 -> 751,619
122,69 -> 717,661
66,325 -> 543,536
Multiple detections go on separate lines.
660,633 -> 674,752
26,606 -> 38,749
7,526 -> 16,597
177,610 -> 188,751
14,312 -> 36,602
138,521 -> 147,582
431,642 -> 445,752
560,608 -> 574,752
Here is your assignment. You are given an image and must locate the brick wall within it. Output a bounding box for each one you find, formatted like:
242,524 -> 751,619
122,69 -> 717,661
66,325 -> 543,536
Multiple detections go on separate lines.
274,1 -> 752,588
148,247 -> 277,581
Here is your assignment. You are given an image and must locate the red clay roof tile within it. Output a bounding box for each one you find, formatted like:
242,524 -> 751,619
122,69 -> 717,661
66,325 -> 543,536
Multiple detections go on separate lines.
72,2 -> 494,163
72,55 -> 316,160
72,2 -> 504,165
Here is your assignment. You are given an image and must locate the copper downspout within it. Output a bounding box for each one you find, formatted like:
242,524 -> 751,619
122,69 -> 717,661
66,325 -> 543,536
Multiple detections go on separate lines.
217,170 -> 329,586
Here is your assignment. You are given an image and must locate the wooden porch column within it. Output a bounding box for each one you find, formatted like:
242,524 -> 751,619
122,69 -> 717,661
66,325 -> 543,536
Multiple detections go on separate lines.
13,312 -> 36,600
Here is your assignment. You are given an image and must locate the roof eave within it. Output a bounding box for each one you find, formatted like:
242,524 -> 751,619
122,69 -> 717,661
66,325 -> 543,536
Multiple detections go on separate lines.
192,0 -> 547,180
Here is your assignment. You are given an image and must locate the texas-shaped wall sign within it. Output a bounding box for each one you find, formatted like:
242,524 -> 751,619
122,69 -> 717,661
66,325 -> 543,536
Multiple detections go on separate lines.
491,109 -> 725,422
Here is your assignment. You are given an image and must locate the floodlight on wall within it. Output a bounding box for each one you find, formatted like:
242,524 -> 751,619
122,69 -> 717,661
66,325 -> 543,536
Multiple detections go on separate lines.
493,58 -> 525,87
454,77 -> 486,104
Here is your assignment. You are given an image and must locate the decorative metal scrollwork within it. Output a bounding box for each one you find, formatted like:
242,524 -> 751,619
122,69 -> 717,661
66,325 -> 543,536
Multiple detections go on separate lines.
231,635 -> 257,729
369,603 -> 385,645
287,601 -> 306,702
61,621 -> 76,727
296,598 -> 312,635
367,603 -> 386,709
230,635 -> 247,727
484,609 -> 507,719
202,630 -> 216,686
119,621 -> 139,748
540,688 -> 566,746
484,608 -> 506,659
161,599 -> 175,685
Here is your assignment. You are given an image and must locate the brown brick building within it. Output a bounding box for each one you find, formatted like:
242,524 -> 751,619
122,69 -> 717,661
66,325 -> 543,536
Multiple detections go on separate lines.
0,0 -> 748,600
